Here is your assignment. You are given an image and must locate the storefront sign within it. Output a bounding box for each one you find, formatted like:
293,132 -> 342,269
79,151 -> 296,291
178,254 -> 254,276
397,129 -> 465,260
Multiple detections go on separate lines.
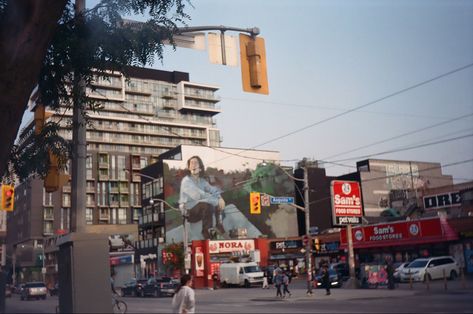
270,240 -> 302,250
423,192 -> 461,210
110,255 -> 133,266
208,239 -> 255,254
330,180 -> 363,225
340,218 -> 458,249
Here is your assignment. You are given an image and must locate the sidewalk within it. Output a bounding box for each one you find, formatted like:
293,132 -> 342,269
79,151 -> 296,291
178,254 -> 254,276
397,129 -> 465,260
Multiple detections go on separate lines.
196,276 -> 473,303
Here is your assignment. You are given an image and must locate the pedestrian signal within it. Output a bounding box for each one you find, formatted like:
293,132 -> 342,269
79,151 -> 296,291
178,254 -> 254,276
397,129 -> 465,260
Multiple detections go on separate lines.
250,192 -> 261,214
1,185 -> 15,211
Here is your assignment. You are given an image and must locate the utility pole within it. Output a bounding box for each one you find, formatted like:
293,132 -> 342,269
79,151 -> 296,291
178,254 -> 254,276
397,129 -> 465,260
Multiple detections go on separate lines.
303,167 -> 313,295
70,0 -> 87,233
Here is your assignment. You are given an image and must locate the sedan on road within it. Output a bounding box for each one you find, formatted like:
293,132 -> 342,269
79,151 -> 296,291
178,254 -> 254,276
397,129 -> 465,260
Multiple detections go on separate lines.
121,279 -> 147,297
20,282 -> 47,300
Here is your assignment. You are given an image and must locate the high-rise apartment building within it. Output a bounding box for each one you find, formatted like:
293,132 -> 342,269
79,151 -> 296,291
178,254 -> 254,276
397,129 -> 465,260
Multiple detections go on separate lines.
7,66 -> 222,283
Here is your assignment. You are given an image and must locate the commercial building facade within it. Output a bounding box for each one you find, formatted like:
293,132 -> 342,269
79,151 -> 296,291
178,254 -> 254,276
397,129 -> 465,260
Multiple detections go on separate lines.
6,66 -> 223,285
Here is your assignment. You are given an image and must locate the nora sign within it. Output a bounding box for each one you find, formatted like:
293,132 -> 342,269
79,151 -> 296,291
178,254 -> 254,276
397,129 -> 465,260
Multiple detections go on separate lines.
331,180 -> 363,226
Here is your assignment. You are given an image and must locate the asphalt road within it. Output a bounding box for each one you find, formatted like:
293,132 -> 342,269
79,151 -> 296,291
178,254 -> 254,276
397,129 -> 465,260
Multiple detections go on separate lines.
6,277 -> 473,313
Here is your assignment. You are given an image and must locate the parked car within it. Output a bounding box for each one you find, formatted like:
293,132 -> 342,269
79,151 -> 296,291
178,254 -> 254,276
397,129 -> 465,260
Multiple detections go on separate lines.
159,279 -> 179,297
400,256 -> 460,282
393,262 -> 410,282
142,277 -> 173,297
315,269 -> 343,288
20,282 -> 48,300
121,279 -> 147,297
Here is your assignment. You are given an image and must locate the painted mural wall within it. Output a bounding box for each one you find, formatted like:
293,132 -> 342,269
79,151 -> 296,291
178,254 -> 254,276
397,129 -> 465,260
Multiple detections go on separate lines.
162,146 -> 298,242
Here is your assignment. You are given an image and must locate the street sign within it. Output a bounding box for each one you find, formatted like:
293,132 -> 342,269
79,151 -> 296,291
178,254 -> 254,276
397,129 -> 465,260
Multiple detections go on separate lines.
261,194 -> 271,207
330,180 -> 363,226
270,196 -> 294,205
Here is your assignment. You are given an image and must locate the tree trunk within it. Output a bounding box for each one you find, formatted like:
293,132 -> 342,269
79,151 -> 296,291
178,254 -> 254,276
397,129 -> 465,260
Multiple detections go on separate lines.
0,0 -> 67,175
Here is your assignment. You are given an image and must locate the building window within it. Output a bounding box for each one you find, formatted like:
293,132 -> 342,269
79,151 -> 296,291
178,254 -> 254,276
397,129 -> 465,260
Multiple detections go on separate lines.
86,208 -> 93,224
62,193 -> 71,207
43,189 -> 53,206
43,207 -> 54,220
118,208 -> 127,224
43,221 -> 53,235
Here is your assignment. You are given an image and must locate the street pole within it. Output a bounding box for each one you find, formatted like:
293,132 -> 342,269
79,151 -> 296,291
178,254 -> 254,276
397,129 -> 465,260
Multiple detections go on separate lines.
180,204 -> 190,275
303,167 -> 313,295
347,224 -> 357,288
70,0 -> 87,233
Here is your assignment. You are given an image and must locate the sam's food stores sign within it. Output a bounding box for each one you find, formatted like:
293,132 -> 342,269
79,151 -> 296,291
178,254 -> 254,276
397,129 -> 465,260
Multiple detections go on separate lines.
330,180 -> 363,225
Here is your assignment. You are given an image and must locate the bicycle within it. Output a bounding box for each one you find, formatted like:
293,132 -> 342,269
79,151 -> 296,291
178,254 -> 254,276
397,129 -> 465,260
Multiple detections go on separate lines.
112,294 -> 128,314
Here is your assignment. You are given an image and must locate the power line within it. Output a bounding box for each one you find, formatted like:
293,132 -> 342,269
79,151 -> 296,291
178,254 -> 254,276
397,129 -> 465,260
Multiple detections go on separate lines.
330,133 -> 473,163
250,62 -> 473,150
321,112 -> 473,161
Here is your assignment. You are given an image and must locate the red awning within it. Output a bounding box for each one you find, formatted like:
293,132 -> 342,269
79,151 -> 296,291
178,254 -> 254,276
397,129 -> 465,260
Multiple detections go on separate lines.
339,217 -> 459,250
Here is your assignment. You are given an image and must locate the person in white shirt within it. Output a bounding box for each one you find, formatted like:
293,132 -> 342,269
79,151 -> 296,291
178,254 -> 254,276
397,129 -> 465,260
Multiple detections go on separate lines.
172,274 -> 195,314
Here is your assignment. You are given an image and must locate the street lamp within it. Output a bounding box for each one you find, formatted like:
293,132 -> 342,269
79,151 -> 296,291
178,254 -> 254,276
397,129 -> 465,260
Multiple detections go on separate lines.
149,198 -> 190,275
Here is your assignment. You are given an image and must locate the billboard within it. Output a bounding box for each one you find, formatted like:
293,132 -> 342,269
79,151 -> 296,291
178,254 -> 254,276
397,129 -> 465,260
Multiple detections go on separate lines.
162,146 -> 297,242
330,180 -> 363,225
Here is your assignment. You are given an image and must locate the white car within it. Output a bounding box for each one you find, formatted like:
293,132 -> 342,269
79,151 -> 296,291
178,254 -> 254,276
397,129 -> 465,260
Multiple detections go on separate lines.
393,262 -> 410,282
400,256 -> 460,282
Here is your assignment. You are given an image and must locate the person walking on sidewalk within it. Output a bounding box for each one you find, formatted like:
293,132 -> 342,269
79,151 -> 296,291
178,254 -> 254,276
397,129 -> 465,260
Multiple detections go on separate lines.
262,271 -> 269,289
274,270 -> 283,298
322,265 -> 331,296
282,272 -> 291,298
172,274 -> 195,314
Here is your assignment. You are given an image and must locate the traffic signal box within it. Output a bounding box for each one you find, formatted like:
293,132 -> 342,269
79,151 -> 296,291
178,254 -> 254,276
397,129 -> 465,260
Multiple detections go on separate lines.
239,34 -> 269,95
1,185 -> 15,211
34,104 -> 69,193
250,192 -> 261,214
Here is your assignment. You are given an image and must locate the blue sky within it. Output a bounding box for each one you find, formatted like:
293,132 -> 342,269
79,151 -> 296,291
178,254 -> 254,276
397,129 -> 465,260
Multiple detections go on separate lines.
155,0 -> 473,182
22,0 -> 473,183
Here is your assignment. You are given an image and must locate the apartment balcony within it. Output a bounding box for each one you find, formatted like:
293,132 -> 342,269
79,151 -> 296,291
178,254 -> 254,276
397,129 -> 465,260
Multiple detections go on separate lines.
178,102 -> 221,116
184,91 -> 220,103
131,163 -> 141,170
109,201 -> 119,207
110,187 -> 119,193
99,162 -> 109,169
99,174 -> 109,180
125,86 -> 152,96
161,90 -> 177,99
120,201 -> 130,207
99,212 -> 110,220
62,185 -> 71,193
86,186 -> 96,193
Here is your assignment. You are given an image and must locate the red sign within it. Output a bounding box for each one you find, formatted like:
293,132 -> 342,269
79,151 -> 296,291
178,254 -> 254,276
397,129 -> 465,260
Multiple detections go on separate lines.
340,217 -> 458,249
208,240 -> 255,254
331,180 -> 363,225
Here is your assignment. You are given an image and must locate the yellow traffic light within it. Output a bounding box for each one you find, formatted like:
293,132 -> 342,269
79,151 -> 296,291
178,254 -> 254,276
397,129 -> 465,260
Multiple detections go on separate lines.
239,34 -> 269,95
250,192 -> 261,214
44,151 -> 70,193
1,185 -> 15,211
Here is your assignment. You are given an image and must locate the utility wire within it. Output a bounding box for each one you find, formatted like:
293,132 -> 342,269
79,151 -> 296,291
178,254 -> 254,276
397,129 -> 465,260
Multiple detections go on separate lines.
330,133 -> 473,163
208,62 -> 473,165
321,112 -> 473,161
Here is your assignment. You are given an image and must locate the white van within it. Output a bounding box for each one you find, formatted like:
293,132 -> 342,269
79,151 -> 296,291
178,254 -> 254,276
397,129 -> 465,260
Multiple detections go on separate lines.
400,256 -> 460,282
219,262 -> 264,288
